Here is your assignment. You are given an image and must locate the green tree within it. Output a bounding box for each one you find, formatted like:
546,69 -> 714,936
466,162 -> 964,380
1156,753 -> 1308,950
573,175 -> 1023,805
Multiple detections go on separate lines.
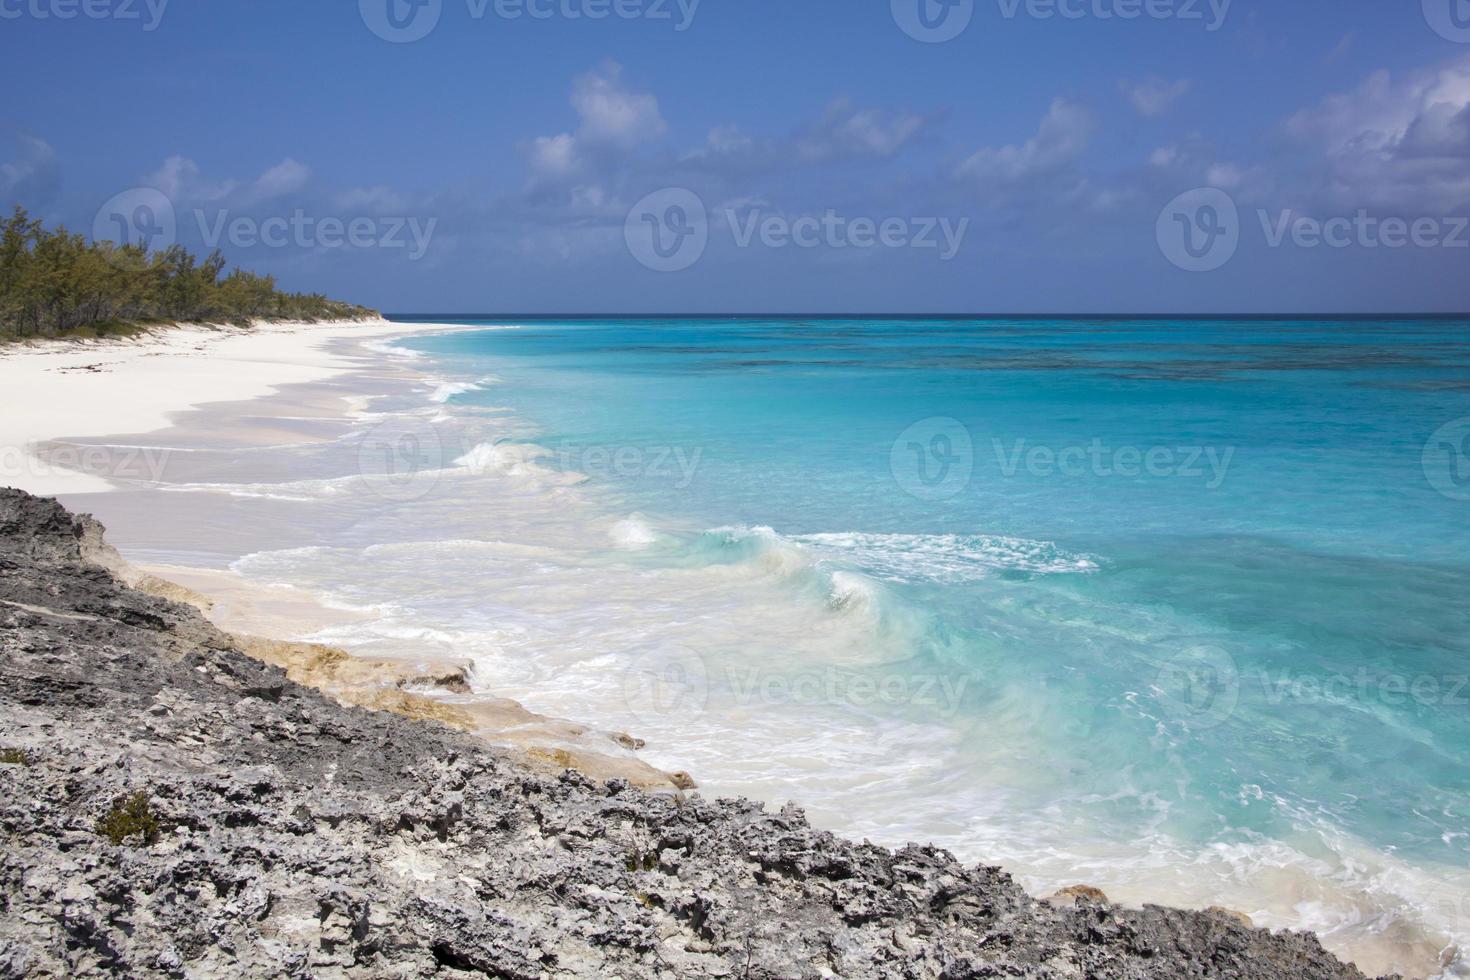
0,206 -> 376,340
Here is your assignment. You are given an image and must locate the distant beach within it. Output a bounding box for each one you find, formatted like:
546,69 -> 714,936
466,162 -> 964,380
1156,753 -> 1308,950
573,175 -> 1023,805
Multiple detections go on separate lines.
0,319 -> 439,496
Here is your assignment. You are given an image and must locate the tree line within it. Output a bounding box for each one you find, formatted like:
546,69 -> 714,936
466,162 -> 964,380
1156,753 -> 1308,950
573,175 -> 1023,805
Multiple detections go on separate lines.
0,206 -> 376,340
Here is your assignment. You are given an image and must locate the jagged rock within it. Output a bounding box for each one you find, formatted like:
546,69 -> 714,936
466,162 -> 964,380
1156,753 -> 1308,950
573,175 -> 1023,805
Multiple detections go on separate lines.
0,489 -> 1395,979
397,668 -> 475,694
1045,884 -> 1112,906
1209,906 -> 1257,928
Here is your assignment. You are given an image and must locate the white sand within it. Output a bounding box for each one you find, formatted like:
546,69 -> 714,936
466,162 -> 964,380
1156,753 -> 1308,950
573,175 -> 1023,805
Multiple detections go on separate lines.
0,319 -> 458,496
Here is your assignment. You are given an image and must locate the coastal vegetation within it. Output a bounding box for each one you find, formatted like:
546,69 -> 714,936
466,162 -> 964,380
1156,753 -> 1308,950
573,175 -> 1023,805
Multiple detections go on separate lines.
0,206 -> 375,341
95,790 -> 164,847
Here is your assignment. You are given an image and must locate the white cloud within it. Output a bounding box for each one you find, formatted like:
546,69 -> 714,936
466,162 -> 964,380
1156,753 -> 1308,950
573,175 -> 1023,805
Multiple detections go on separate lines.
1399,100 -> 1470,157
569,61 -> 667,149
527,134 -> 580,177
250,158 -> 311,201
1206,163 -> 1243,188
677,125 -> 764,168
795,99 -> 932,161
1149,145 -> 1180,167
0,135 -> 59,202
1284,57 -> 1470,154
682,101 -> 931,175
146,156 -> 232,202
1283,54 -> 1470,210
144,156 -> 310,205
956,98 -> 1096,182
523,62 -> 667,185
1120,78 -> 1192,117
704,125 -> 754,155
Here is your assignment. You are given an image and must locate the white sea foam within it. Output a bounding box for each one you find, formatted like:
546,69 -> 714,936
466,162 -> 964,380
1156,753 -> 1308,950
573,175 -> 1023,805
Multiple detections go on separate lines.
1098,806 -> 1470,980
794,532 -> 1100,582
827,570 -> 879,613
230,546 -> 332,567
305,621 -> 471,648
363,338 -> 423,360
426,375 -> 500,404
362,539 -> 562,560
610,516 -> 659,549
702,525 -> 812,579
428,381 -> 478,403
451,441 -> 523,473
453,441 -> 589,488
157,434 -> 583,504
161,476 -> 358,502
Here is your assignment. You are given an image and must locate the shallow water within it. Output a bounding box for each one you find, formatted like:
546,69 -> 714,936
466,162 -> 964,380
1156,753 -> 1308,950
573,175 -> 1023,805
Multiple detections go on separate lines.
111,317 -> 1470,978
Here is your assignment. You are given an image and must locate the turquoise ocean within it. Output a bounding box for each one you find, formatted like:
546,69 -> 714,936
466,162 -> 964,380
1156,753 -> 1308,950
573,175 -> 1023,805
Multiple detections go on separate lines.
218,317 -> 1470,977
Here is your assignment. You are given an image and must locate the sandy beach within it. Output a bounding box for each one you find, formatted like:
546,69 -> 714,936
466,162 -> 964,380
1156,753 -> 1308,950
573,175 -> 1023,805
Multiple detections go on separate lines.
0,318 -> 453,497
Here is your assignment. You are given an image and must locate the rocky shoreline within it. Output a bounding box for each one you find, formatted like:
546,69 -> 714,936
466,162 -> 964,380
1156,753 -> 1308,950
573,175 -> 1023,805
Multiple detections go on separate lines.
0,489 -> 1394,978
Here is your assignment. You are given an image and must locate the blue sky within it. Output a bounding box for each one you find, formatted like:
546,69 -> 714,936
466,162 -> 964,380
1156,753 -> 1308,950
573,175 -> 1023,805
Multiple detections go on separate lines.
3,0 -> 1469,313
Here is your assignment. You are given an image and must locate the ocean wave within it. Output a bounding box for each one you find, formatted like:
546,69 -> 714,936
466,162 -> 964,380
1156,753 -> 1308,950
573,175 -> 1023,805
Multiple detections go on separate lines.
694,527 -> 1097,587
793,532 -> 1100,583
161,434 -> 584,504
687,526 -> 899,636
363,338 -> 423,360
1176,800 -> 1470,980
427,375 -> 500,404
452,441 -> 586,486
229,546 -> 336,579
304,620 -> 471,648
428,381 -> 478,404
451,441 -> 529,473
827,570 -> 879,613
610,516 -> 659,549
698,525 -> 812,579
